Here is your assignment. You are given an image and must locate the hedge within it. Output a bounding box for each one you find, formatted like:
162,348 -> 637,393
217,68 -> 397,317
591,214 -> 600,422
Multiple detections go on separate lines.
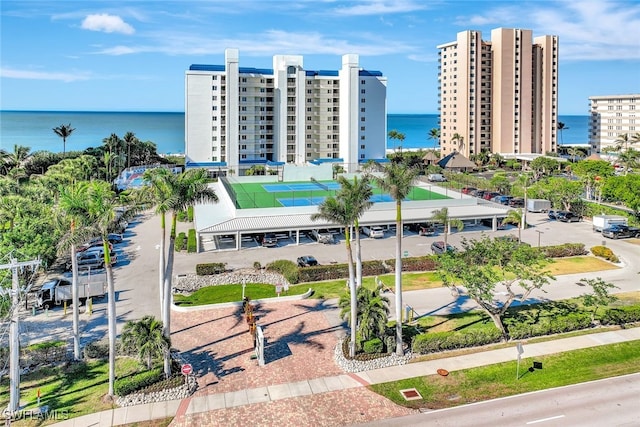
196,262 -> 227,275
175,232 -> 187,252
363,338 -> 384,354
541,243 -> 587,258
114,367 -> 164,396
187,229 -> 197,253
383,255 -> 438,272
297,260 -> 386,283
507,312 -> 592,339
187,206 -> 194,222
590,245 -> 619,263
601,306 -> 640,325
266,260 -> 299,284
412,329 -> 502,354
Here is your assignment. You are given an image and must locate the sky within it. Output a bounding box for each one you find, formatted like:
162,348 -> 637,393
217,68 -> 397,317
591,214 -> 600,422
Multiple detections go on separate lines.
1,0 -> 639,115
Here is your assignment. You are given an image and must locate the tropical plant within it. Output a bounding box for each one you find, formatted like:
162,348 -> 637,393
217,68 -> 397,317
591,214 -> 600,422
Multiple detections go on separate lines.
452,133 -> 464,153
338,284 -> 390,346
566,147 -> 582,163
374,162 -> 419,356
614,133 -> 631,152
53,123 -> 75,155
123,132 -> 139,170
428,128 -> 440,147
388,130 -> 405,156
311,194 -> 358,357
502,209 -> 523,241
431,207 -> 464,247
121,316 -> 171,369
557,121 -> 569,145
616,148 -> 639,176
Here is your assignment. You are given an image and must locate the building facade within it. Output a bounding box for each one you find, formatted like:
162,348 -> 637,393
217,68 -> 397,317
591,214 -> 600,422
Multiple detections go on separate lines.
185,49 -> 387,175
437,28 -> 559,158
589,94 -> 640,153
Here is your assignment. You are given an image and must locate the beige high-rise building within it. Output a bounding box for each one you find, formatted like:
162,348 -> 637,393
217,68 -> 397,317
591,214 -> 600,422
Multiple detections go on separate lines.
437,28 -> 559,158
589,94 -> 640,153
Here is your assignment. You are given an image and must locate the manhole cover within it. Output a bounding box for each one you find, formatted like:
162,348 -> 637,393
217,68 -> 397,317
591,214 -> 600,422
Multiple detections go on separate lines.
437,368 -> 449,376
400,388 -> 423,401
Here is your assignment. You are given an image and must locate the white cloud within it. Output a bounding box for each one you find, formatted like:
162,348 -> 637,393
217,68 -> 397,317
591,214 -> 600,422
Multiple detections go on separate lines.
81,14 -> 135,34
333,0 -> 429,16
0,67 -> 91,82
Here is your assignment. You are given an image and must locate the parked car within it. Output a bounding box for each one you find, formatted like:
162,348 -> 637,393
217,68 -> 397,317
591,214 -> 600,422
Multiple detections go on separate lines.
556,211 -> 583,222
78,240 -> 113,253
297,255 -> 319,267
509,198 -> 525,208
602,224 -> 640,239
427,173 -> 447,182
480,218 -> 506,230
431,241 -> 456,254
548,210 -> 558,220
471,190 -> 487,198
418,223 -> 436,236
362,226 -> 385,238
461,186 -> 477,195
261,233 -> 278,247
492,195 -> 513,205
483,192 -> 501,201
312,229 -> 335,244
66,249 -> 117,271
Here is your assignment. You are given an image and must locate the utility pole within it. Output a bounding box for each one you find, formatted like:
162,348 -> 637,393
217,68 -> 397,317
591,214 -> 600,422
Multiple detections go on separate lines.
1,257 -> 41,414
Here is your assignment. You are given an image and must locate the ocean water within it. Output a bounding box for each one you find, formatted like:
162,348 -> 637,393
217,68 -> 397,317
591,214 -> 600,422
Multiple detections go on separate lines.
0,111 -> 590,155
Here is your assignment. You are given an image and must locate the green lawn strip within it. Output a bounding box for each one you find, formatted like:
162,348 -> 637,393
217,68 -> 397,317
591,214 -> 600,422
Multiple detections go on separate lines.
0,357 -> 142,424
544,256 -> 619,275
173,283 -> 310,306
370,340 -> 640,410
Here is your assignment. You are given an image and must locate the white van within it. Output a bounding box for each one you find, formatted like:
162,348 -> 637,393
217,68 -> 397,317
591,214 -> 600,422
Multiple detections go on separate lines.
427,173 -> 447,182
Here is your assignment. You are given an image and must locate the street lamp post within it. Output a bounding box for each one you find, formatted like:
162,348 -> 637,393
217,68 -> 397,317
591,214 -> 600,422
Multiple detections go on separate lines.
535,230 -> 543,248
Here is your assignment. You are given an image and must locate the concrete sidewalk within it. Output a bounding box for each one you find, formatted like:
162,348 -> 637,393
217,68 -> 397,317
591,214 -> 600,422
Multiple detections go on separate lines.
52,327 -> 640,426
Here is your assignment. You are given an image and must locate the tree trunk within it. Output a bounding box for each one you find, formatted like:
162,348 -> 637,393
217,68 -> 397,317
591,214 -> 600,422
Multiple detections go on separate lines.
394,202 -> 404,356
106,263 -> 116,396
162,215 -> 177,378
487,311 -> 509,341
71,243 -> 81,360
354,221 -> 363,288
345,228 -> 357,358
159,213 -> 166,320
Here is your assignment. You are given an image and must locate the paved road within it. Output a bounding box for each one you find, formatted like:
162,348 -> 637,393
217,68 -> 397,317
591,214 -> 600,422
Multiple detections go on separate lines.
356,372 -> 640,427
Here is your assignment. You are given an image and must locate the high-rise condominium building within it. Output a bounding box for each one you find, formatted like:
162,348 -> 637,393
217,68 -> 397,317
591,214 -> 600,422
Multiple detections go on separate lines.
185,49 -> 387,175
589,94 -> 640,153
437,28 -> 559,158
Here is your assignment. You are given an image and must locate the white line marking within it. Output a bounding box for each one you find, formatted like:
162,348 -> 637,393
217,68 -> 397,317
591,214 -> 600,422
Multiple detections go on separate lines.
526,415 -> 565,424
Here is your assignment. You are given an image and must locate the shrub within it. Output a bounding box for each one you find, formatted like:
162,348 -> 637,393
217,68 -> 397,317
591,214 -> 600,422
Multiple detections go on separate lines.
253,261 -> 261,270
542,243 -> 587,258
601,306 -> 640,325
114,367 -> 164,396
508,312 -> 592,339
411,329 -> 502,354
175,232 -> 187,252
266,259 -> 299,284
83,340 -> 110,359
187,206 -> 194,222
591,245 -> 619,263
384,255 -> 438,272
297,260 -> 386,283
195,262 -> 227,275
363,338 -> 384,354
187,229 -> 197,253
138,374 -> 184,394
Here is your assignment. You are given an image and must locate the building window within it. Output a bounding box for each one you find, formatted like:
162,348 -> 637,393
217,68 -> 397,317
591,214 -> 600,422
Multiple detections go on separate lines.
360,144 -> 365,149
212,86 -> 217,90
361,117 -> 366,122
361,80 -> 365,84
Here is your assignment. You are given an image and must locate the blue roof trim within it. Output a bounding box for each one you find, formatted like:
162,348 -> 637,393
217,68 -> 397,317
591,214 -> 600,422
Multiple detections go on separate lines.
266,160 -> 286,166
185,161 -> 227,168
190,64 -> 225,71
239,159 -> 269,164
310,158 -> 344,165
239,67 -> 274,74
305,70 -> 339,77
359,70 -> 383,77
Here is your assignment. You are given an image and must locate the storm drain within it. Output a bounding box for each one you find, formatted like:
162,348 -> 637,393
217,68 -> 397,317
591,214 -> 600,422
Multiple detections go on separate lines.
399,388 -> 423,401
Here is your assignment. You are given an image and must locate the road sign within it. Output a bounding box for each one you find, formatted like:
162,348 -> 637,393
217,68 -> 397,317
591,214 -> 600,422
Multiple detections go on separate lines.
181,363 -> 193,376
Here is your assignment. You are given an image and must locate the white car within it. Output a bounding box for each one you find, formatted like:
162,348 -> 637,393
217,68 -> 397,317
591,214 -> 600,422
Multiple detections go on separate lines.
362,226 -> 385,238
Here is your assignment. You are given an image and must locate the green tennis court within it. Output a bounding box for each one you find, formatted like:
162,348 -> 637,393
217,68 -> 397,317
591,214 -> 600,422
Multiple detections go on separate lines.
227,180 -> 450,209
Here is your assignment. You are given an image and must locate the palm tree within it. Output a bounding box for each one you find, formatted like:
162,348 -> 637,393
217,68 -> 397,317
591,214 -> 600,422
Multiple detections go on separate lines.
614,133 -> 631,152
336,176 -> 373,288
311,195 -> 358,357
388,129 -> 405,156
162,169 -> 217,376
121,316 -> 170,370
338,284 -> 390,348
502,209 -> 524,242
617,148 -> 639,176
374,162 -> 419,356
451,133 -> 464,153
84,181 -> 120,396
567,147 -> 581,163
103,133 -> 124,179
557,122 -> 569,145
57,182 -> 91,360
123,132 -> 139,170
431,207 -> 464,247
53,124 -> 75,155
4,145 -> 32,171
428,128 -> 440,147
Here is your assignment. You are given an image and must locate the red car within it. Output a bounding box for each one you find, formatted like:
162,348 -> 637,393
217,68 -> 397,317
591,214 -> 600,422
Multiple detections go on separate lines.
483,192 -> 501,201
461,186 -> 477,195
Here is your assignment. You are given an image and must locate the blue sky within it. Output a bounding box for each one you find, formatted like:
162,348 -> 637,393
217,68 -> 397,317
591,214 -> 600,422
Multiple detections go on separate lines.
1,0 -> 639,114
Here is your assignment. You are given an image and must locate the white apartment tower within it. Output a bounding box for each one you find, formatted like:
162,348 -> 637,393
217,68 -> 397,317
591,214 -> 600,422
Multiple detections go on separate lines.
437,28 -> 559,158
185,49 -> 387,174
589,94 -> 640,153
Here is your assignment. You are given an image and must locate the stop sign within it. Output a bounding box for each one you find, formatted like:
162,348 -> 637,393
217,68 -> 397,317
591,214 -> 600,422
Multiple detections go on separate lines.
181,363 -> 193,376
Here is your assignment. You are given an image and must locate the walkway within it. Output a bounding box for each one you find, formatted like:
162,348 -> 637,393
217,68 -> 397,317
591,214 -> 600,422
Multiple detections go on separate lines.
53,327 -> 640,426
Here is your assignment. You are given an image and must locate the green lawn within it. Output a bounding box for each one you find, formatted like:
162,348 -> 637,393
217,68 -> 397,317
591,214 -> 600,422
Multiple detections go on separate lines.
370,340 -> 640,410
173,283 -> 310,306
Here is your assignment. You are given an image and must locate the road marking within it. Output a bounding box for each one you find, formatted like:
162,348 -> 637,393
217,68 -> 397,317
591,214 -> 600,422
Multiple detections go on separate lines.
526,415 -> 565,424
